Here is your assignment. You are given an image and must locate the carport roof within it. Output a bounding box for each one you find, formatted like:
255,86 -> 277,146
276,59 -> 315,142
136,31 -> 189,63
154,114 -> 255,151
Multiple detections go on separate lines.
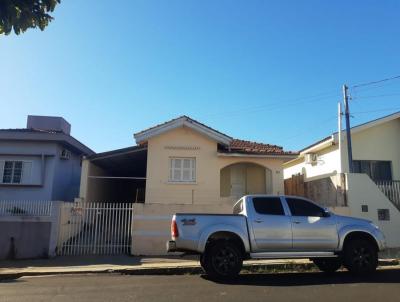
86,145 -> 147,160
87,145 -> 147,177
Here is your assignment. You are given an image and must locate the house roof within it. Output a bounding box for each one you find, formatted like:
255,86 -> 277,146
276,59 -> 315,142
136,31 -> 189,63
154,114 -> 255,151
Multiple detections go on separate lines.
134,115 -> 297,157
298,135 -> 333,153
134,115 -> 233,146
298,110 -> 400,154
222,139 -> 298,156
0,128 -> 64,134
0,128 -> 94,156
342,110 -> 400,136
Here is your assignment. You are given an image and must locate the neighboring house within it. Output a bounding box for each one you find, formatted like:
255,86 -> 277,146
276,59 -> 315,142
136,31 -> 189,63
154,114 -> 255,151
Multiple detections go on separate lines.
0,115 -> 94,202
79,115 -> 297,254
283,111 -> 400,249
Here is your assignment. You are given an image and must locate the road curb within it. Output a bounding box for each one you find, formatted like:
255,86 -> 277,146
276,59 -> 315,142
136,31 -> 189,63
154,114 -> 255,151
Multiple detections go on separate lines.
1,259 -> 398,281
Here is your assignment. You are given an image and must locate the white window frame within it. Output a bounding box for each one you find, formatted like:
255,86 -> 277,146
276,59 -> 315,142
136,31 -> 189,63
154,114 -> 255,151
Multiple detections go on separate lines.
169,157 -> 196,183
0,160 -> 32,185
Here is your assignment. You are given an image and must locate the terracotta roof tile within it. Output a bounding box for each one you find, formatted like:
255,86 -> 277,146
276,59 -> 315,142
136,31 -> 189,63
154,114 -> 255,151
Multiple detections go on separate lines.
223,139 -> 298,156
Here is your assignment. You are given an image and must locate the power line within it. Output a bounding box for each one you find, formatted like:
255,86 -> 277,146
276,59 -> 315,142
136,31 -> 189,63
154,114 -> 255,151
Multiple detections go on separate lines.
351,79 -> 400,93
279,116 -> 337,143
352,107 -> 400,115
352,75 -> 400,88
283,106 -> 400,150
351,92 -> 400,101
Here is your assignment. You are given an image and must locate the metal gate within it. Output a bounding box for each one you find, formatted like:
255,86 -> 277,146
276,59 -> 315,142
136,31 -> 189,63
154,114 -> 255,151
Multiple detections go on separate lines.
57,202 -> 133,255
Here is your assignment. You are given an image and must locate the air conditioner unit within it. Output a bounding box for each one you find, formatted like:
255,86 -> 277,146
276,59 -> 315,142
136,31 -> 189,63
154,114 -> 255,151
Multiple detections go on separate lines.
60,149 -> 71,160
305,153 -> 318,164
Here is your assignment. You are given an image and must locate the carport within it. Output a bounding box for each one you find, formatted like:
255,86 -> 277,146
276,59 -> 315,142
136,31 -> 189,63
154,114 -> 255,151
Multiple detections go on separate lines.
81,146 -> 147,203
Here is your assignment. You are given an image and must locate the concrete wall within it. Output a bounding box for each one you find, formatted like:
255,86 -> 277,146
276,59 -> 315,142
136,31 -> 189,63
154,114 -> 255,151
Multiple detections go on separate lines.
145,126 -> 285,205
346,173 -> 400,248
0,201 -> 62,259
0,221 -> 51,259
131,203 -> 233,255
57,202 -> 84,252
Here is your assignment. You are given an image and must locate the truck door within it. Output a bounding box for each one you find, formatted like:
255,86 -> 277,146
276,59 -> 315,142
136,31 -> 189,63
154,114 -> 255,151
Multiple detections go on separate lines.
284,197 -> 338,251
249,196 -> 292,251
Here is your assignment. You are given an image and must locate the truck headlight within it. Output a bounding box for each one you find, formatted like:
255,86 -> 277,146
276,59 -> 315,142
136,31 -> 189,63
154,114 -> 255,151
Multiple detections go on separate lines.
370,222 -> 380,230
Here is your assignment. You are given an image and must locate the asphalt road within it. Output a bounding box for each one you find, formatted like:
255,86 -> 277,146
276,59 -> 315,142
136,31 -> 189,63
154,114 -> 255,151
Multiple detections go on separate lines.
1,269 -> 400,302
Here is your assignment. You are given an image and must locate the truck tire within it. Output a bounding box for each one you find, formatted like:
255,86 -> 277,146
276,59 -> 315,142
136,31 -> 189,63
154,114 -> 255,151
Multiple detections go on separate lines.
312,258 -> 342,273
343,239 -> 378,274
200,254 -> 206,270
202,240 -> 243,279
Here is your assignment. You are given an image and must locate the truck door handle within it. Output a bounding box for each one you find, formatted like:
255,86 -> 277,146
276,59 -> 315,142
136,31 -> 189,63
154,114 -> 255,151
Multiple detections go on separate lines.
254,219 -> 263,223
293,221 -> 301,224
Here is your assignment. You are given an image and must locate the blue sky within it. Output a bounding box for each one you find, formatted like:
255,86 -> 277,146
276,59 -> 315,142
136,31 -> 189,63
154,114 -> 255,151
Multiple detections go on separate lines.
1,0 -> 400,152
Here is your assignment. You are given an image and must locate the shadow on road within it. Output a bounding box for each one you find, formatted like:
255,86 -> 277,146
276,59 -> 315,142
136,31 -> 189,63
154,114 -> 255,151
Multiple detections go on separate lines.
202,269 -> 400,286
0,275 -> 25,283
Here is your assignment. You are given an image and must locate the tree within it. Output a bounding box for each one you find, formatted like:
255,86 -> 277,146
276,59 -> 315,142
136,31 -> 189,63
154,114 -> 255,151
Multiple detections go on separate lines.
0,0 -> 60,35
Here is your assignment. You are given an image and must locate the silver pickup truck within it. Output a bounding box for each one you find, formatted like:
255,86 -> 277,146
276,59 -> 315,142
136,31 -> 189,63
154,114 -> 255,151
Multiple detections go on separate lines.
167,195 -> 386,278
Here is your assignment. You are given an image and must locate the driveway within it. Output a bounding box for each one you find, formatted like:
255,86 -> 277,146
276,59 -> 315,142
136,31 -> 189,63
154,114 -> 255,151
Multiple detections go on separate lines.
1,269 -> 399,302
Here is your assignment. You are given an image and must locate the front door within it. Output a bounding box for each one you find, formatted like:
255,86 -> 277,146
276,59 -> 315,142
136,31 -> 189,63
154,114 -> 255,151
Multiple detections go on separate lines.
285,197 -> 338,251
250,196 -> 292,251
230,164 -> 246,198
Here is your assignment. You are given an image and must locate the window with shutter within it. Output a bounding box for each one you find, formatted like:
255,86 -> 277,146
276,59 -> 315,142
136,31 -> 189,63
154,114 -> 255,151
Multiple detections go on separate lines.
169,158 -> 196,182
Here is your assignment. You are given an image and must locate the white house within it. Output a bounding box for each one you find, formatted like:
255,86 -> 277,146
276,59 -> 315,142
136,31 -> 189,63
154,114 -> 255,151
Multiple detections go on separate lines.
284,111 -> 400,250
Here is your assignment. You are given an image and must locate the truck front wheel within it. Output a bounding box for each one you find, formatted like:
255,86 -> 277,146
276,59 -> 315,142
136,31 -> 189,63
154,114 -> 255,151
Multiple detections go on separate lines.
343,239 -> 378,274
312,257 -> 342,273
202,240 -> 243,279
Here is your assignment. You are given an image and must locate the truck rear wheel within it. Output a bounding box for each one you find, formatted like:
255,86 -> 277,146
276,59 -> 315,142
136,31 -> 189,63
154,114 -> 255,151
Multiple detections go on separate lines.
343,239 -> 378,274
200,254 -> 206,270
202,240 -> 243,279
312,257 -> 342,273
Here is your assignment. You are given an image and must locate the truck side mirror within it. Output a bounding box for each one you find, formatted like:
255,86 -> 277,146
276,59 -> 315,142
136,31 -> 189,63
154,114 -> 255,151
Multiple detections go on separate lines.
322,209 -> 331,218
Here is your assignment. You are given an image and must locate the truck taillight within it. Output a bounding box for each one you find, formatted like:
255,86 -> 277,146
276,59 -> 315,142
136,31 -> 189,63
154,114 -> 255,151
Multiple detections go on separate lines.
171,219 -> 179,238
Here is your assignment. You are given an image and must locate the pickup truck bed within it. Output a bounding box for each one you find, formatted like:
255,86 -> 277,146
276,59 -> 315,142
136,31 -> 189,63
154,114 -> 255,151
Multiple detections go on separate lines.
170,213 -> 249,254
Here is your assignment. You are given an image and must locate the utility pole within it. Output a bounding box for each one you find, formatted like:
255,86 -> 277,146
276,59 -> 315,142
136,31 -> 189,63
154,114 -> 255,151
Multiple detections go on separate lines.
337,102 -> 342,173
343,84 -> 354,173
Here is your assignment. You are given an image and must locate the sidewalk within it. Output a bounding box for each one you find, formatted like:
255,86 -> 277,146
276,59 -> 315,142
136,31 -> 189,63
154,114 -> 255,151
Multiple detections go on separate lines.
1,255 -> 399,279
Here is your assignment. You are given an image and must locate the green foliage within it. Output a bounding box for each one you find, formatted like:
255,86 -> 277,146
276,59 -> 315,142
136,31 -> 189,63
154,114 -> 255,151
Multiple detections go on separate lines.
0,0 -> 60,35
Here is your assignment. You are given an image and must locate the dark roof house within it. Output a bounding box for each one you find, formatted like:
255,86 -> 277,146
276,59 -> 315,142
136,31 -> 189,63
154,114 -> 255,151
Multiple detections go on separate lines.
0,115 -> 94,201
